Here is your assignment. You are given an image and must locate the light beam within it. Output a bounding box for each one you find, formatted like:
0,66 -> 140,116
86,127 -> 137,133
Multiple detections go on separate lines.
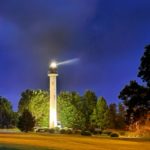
57,58 -> 79,66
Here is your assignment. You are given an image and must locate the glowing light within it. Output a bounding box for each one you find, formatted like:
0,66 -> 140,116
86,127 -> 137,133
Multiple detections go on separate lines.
49,58 -> 79,69
57,58 -> 79,66
50,62 -> 57,68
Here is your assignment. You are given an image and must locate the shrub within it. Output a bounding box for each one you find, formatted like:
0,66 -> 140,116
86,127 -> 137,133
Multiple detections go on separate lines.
60,129 -> 66,134
110,133 -> 119,137
54,127 -> 60,132
92,130 -> 98,135
44,128 -> 49,132
66,129 -> 73,134
49,128 -> 55,133
92,130 -> 102,135
74,130 -> 81,134
81,130 -> 92,136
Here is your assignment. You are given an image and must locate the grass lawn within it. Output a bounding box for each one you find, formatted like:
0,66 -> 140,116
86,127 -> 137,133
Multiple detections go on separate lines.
0,143 -> 51,150
0,133 -> 149,150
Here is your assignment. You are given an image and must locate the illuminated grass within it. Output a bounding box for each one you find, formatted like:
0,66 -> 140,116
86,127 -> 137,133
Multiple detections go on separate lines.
0,133 -> 149,150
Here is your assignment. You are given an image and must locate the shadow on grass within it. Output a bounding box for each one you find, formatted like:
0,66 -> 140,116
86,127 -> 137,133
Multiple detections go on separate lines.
0,147 -> 19,150
0,144 -> 55,150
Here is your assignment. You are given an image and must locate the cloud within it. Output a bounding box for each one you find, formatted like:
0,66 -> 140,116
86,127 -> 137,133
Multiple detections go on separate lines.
0,0 -> 99,57
0,0 -> 99,94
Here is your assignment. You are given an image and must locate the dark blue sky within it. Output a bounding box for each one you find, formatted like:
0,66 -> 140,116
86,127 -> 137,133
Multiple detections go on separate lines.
0,0 -> 150,110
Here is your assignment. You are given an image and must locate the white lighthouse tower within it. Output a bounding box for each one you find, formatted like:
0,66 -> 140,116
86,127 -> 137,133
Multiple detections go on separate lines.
48,62 -> 58,128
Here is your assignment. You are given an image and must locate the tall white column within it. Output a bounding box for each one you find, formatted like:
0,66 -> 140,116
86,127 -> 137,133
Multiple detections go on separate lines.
48,73 -> 58,128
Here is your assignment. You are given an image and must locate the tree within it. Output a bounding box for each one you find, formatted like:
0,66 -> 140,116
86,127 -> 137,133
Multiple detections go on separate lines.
0,97 -> 14,128
91,97 -> 109,130
115,103 -> 126,129
18,89 -> 49,127
17,110 -> 35,132
118,80 -> 150,124
108,103 -> 117,129
57,92 -> 85,129
138,45 -> 150,87
81,90 -> 97,129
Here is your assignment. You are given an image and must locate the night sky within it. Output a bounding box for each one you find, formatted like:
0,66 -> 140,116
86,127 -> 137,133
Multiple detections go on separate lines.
0,0 -> 150,111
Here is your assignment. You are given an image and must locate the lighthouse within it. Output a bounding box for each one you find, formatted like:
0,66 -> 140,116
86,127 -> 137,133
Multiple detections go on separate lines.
48,62 -> 58,128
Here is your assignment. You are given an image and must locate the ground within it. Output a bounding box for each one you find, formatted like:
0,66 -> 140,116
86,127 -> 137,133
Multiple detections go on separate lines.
0,133 -> 149,150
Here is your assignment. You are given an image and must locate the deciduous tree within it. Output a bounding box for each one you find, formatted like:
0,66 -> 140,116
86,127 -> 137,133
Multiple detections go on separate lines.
58,92 -> 85,129
119,80 -> 150,124
91,97 -> 109,130
138,45 -> 150,87
0,97 -> 14,128
18,89 -> 49,127
81,90 -> 97,129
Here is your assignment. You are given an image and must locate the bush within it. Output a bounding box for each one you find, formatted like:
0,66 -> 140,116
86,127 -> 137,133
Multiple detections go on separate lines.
92,130 -> 98,135
110,133 -> 119,137
66,129 -> 73,134
54,127 -> 60,132
92,130 -> 102,135
81,130 -> 92,136
44,128 -> 49,132
74,130 -> 81,134
60,129 -> 66,134
49,128 -> 55,133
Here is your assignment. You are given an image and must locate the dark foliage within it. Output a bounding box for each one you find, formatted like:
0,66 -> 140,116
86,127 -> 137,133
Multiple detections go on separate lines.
81,130 -> 92,136
66,129 -> 73,134
119,80 -> 150,124
108,103 -> 117,129
74,130 -> 81,134
17,110 -> 35,132
115,103 -> 126,129
138,45 -> 150,87
49,128 -> 55,133
0,97 -> 16,128
92,130 -> 102,135
110,133 -> 119,137
60,129 -> 66,134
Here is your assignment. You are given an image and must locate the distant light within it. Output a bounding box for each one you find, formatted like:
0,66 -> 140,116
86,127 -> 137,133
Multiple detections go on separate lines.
50,62 -> 57,68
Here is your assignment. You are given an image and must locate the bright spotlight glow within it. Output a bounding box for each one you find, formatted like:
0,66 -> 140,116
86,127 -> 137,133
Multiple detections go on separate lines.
57,58 -> 79,66
50,62 -> 57,68
49,58 -> 79,69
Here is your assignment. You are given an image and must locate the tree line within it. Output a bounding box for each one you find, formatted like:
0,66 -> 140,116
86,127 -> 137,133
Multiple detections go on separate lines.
0,45 -> 149,132
57,91 -> 125,130
0,90 -> 125,131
